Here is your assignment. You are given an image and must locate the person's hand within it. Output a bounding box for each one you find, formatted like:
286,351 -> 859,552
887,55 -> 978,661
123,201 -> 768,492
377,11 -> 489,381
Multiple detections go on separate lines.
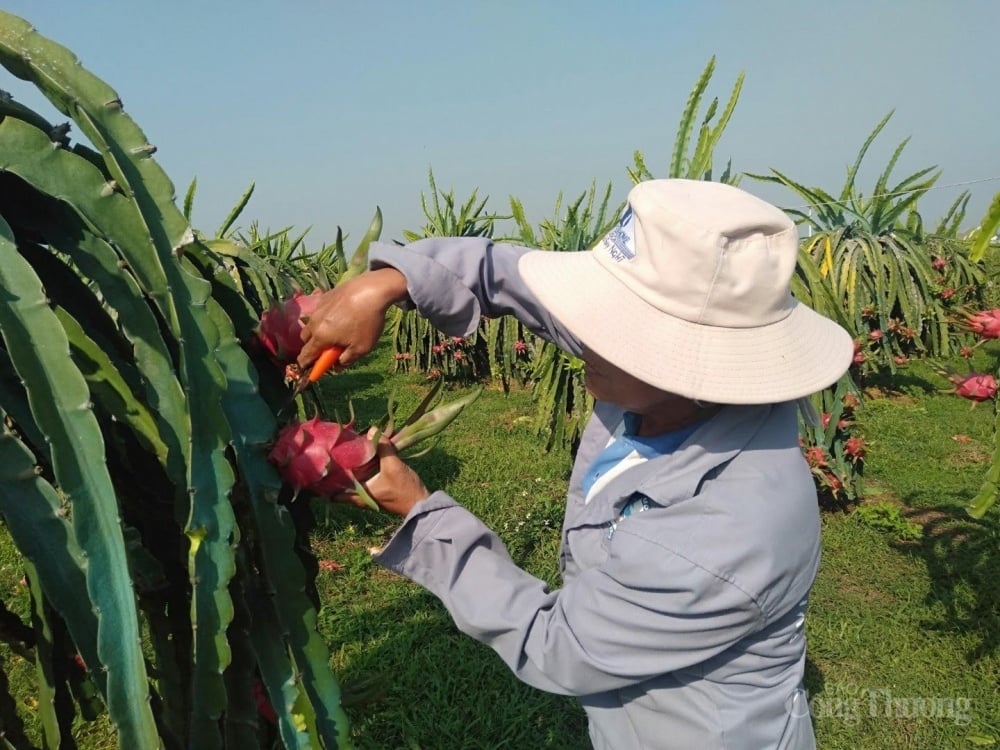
297,267 -> 409,370
339,435 -> 431,517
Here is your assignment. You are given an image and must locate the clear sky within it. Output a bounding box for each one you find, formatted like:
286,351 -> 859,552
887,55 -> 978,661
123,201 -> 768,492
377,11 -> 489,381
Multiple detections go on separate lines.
2,1 -> 998,247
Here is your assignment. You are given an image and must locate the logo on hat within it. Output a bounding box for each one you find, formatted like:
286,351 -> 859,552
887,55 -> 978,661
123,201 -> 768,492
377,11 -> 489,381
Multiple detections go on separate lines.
600,203 -> 635,262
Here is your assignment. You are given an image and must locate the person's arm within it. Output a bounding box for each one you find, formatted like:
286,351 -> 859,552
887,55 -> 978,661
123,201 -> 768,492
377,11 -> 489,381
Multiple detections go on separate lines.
298,236 -> 582,368
370,237 -> 580,351
372,492 -> 763,696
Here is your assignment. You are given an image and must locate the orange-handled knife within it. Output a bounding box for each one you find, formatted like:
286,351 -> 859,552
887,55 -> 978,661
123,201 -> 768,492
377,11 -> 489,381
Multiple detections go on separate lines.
292,345 -> 344,397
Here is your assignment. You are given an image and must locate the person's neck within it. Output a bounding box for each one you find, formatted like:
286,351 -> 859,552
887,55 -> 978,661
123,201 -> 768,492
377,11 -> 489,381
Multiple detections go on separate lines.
633,399 -> 719,437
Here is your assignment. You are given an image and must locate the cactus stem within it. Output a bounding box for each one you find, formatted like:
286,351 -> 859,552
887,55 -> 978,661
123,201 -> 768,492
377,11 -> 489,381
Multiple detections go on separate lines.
103,98 -> 123,110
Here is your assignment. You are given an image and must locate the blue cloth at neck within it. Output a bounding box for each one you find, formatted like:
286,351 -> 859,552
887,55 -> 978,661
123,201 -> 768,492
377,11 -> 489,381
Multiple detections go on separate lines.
582,412 -> 701,499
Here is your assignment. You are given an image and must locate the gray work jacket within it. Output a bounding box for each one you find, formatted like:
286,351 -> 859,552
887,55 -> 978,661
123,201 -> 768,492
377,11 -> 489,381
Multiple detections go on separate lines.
370,237 -> 818,749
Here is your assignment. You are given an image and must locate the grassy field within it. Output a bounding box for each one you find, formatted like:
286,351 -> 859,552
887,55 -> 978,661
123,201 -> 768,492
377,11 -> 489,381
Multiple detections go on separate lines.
1,341 -> 999,748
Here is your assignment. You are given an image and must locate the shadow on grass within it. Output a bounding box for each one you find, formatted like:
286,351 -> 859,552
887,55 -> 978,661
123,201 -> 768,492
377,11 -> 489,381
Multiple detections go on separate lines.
859,369 -> 941,396
895,502 -> 1000,662
324,587 -> 590,749
802,656 -> 826,703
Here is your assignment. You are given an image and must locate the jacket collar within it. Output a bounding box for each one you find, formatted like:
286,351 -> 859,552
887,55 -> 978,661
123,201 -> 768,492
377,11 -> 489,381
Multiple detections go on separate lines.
567,402 -> 785,528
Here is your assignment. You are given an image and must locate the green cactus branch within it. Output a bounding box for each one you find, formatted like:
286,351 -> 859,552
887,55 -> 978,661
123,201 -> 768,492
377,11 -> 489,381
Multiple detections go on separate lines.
243,576 -> 315,750
0,215 -> 157,746
203,294 -> 353,748
0,11 -> 191,255
0,348 -> 47,457
0,410 -> 104,701
0,113 -> 187,390
24,561 -> 68,748
0,39 -> 245,738
0,113 -> 238,740
0,183 -> 189,489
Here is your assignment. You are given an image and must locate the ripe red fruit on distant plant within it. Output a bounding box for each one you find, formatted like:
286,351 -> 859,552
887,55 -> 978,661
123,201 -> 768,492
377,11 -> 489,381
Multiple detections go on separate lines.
953,373 -> 999,403
252,679 -> 277,725
964,309 -> 1000,340
822,472 -> 844,493
805,446 -> 827,468
256,290 -> 325,365
852,340 -> 866,365
844,436 -> 866,461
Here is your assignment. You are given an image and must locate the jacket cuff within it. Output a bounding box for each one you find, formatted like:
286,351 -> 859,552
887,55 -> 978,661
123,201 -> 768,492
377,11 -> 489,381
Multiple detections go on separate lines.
371,490 -> 460,575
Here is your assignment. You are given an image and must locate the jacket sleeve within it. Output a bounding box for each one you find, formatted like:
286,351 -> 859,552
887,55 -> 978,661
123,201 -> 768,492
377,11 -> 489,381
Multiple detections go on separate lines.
368,237 -> 583,356
373,491 -> 764,696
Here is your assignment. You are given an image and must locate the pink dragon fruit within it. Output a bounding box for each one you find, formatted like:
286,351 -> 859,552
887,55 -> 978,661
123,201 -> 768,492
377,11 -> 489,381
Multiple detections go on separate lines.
963,309 -> 1000,340
953,373 -> 999,403
844,436 -> 866,461
269,381 -> 483,506
804,445 -> 827,468
268,417 -> 378,496
256,290 -> 326,365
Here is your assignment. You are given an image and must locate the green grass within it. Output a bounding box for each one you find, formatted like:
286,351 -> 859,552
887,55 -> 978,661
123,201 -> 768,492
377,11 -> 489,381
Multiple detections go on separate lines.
1,340 -> 999,748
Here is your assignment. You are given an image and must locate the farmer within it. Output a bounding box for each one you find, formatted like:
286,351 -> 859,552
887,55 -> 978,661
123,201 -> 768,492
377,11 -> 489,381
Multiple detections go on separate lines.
298,179 -> 853,749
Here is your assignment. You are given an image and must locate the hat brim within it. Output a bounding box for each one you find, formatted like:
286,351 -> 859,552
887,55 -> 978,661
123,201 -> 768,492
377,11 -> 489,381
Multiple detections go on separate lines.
518,249 -> 854,404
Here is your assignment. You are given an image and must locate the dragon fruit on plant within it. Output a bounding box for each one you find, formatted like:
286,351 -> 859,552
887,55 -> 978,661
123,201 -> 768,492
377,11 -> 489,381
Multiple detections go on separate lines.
961,308 -> 1000,341
269,381 -> 483,507
269,417 -> 378,496
256,289 -> 326,365
952,373 -> 999,403
932,359 -> 999,407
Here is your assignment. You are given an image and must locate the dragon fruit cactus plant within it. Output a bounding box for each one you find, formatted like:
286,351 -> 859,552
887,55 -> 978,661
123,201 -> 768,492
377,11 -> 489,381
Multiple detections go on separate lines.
0,12 -> 385,746
964,190 -> 1000,519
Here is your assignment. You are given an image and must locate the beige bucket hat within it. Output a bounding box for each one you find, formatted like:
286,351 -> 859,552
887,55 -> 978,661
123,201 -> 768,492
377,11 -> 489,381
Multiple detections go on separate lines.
517,178 -> 853,405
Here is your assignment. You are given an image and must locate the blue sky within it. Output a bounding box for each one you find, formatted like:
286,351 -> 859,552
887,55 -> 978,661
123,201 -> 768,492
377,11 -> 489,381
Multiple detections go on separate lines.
2,1 -> 998,247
